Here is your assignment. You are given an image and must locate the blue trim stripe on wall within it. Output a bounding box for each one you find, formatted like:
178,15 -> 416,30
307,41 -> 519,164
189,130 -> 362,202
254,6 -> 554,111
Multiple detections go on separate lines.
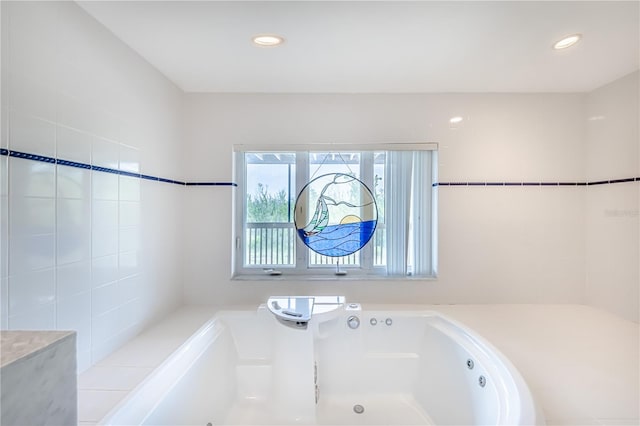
2,148 -> 638,188
434,178 -> 639,187
0,149 -> 237,187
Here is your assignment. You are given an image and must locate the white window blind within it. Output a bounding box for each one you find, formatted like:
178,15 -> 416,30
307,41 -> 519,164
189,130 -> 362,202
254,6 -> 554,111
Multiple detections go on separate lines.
385,151 -> 436,276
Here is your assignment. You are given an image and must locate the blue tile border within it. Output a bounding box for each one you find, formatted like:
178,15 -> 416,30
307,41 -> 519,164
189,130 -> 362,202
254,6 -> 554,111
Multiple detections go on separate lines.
1,148 -> 635,190
0,149 -> 237,187
433,178 -> 639,187
9,150 -> 56,163
185,182 -> 237,186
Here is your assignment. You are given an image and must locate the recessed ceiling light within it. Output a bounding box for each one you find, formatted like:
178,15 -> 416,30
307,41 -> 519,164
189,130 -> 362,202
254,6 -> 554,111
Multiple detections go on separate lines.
553,34 -> 582,50
449,116 -> 464,124
252,34 -> 285,47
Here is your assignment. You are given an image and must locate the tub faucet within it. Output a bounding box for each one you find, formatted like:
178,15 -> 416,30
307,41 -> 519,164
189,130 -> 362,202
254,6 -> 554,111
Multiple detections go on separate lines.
267,297 -> 314,329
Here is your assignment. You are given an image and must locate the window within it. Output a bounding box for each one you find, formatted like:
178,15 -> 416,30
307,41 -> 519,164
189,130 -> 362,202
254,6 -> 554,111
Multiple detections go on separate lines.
233,144 -> 438,279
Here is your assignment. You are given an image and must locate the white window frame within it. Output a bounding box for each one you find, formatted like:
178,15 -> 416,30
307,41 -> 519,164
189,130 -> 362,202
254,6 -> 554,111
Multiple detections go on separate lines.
232,143 -> 438,280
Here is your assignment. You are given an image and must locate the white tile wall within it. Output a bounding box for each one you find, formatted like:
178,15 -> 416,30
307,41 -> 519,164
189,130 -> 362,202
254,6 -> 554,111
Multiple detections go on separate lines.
9,234 -> 56,273
7,1 -> 58,86
0,1 -> 5,322
181,77 -> 637,322
8,268 -> 55,317
57,231 -> 91,266
91,255 -> 118,289
585,72 -> 639,181
91,308 -> 123,351
57,166 -> 90,199
119,144 -> 140,173
10,160 -> 55,197
1,0 -> 636,389
9,112 -> 56,156
57,164 -> 91,268
1,0 -> 183,372
92,171 -> 118,201
90,325 -> 140,366
1,108 -> 7,148
585,72 -> 639,323
8,302 -> 55,330
119,176 -> 140,201
10,196 -> 55,236
119,201 -> 140,227
57,290 -> 91,348
1,278 -> 8,329
58,199 -> 91,231
56,260 -> 91,299
119,227 -> 140,253
0,0 -> 7,115
92,137 -> 119,170
1,157 -> 7,286
92,200 -> 118,230
56,126 -> 92,164
180,92 -> 589,306
118,251 -> 140,279
8,72 -> 57,122
92,282 -> 120,318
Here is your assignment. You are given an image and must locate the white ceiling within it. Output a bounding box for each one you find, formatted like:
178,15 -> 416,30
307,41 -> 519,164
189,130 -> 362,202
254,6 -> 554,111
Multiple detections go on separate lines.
78,1 -> 639,93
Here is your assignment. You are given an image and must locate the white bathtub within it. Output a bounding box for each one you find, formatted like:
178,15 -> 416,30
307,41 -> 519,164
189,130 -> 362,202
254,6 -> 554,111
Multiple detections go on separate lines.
99,304 -> 544,425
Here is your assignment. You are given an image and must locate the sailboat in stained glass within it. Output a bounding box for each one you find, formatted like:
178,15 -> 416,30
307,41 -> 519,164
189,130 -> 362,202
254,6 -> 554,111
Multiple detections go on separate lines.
294,173 -> 378,257
302,197 -> 329,237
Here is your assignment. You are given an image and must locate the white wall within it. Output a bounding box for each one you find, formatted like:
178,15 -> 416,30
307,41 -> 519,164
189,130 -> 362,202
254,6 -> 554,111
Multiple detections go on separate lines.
181,93 -> 588,307
585,71 -> 639,322
2,4 -> 637,378
0,1 -> 184,371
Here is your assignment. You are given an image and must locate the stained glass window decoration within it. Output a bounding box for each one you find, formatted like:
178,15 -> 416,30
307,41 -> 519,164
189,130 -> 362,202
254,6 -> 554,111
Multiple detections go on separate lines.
294,173 -> 378,257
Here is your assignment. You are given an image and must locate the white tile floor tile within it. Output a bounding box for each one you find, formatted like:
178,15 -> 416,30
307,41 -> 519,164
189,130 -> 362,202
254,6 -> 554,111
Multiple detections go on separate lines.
546,418 -> 600,425
78,365 -> 153,391
596,419 -> 640,426
77,389 -> 128,423
77,306 -> 216,423
95,337 -> 183,368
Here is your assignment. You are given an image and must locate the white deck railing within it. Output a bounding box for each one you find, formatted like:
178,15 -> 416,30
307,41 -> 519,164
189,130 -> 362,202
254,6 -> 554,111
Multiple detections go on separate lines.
245,222 -> 386,267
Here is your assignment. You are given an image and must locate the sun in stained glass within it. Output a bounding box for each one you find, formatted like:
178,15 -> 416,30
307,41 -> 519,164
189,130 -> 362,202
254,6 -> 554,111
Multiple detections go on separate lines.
294,173 -> 378,257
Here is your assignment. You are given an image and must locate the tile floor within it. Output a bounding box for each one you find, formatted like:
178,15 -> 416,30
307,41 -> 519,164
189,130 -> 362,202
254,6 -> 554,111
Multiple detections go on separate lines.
77,306 -> 216,424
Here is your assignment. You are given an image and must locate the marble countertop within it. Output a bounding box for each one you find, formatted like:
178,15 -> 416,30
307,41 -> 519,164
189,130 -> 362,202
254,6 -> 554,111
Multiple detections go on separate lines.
1,330 -> 76,368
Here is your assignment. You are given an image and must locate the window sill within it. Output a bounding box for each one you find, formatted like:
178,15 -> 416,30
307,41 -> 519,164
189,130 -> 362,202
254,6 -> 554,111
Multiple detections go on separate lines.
231,273 -> 438,282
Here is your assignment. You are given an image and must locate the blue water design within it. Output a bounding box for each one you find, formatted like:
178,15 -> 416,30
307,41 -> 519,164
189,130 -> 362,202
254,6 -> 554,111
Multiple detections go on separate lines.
297,220 -> 377,257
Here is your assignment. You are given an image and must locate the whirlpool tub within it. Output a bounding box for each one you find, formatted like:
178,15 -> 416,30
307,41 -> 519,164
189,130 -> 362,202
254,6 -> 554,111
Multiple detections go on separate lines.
99,299 -> 544,425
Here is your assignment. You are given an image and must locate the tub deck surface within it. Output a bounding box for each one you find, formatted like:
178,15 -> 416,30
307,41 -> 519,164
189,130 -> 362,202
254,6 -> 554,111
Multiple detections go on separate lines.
78,304 -> 639,426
